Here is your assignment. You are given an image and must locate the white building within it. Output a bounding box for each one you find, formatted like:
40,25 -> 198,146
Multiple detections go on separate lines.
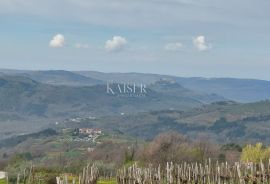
0,171 -> 7,179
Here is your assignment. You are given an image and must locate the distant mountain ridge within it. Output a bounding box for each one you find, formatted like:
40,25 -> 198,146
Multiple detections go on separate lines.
0,75 -> 206,119
0,69 -> 270,144
149,79 -> 226,103
1,69 -> 270,102
174,77 -> 270,103
0,69 -> 103,86
74,71 -> 270,102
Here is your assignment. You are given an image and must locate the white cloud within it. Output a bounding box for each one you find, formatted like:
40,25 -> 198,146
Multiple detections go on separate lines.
105,36 -> 128,52
49,34 -> 65,48
164,42 -> 183,51
193,35 -> 211,51
75,43 -> 89,49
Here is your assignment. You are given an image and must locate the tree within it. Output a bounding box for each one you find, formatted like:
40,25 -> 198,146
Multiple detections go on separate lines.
140,131 -> 204,165
193,135 -> 219,163
241,143 -> 270,163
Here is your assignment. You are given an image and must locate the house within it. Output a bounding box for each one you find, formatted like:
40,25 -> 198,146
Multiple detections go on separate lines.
79,128 -> 102,135
79,128 -> 92,134
93,128 -> 102,134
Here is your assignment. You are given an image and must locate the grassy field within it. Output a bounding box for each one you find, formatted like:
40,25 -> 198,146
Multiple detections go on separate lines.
0,179 -> 6,184
98,178 -> 117,184
0,178 -> 117,184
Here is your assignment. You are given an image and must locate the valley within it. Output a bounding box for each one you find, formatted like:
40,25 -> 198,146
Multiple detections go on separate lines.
0,70 -> 270,184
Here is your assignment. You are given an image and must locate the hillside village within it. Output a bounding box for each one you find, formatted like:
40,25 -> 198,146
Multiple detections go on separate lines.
72,128 -> 102,142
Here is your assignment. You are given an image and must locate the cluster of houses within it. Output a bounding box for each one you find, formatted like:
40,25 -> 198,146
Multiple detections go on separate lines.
78,128 -> 102,135
73,128 -> 102,142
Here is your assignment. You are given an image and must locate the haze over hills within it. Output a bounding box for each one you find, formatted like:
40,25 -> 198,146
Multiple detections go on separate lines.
174,77 -> 270,103
23,70 -> 103,86
75,71 -> 270,103
77,71 -> 270,103
0,74 -> 207,140
0,69 -> 103,86
149,79 -> 226,104
1,69 -> 270,144
1,69 -> 270,102
0,75 -> 205,119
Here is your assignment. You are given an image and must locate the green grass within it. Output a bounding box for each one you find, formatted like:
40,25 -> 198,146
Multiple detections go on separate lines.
98,178 -> 117,184
0,179 -> 6,184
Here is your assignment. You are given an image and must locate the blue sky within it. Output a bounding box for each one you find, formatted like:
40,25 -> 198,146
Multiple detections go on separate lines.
0,0 -> 270,79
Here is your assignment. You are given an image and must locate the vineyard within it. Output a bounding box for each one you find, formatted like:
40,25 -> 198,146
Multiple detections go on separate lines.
2,160 -> 270,184
1,135 -> 270,184
117,160 -> 270,184
1,164 -> 99,184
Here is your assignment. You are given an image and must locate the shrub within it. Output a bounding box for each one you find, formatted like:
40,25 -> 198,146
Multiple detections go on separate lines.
241,143 -> 270,163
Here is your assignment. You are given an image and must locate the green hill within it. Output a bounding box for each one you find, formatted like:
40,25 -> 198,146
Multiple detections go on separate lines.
0,75 -> 203,119
2,69 -> 270,102
60,100 -> 270,144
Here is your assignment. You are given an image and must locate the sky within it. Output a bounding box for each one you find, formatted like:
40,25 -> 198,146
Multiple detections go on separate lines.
0,0 -> 270,80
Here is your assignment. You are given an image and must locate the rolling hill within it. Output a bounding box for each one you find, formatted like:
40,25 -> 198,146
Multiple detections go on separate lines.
59,100 -> 270,144
0,75 -> 206,119
1,69 -> 270,144
149,79 -> 226,103
75,71 -> 270,102
0,75 -> 225,140
174,77 -> 270,102
0,69 -> 103,86
2,69 -> 270,102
